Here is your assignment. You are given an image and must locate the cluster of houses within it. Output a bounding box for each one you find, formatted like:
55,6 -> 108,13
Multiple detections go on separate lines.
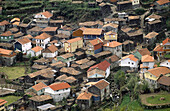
0,0 -> 170,110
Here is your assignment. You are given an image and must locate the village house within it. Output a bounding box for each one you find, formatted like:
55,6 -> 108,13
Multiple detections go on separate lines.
102,23 -> 118,33
14,38 -> 32,54
54,33 -> 70,41
130,0 -> 140,9
133,48 -> 151,60
144,67 -> 170,88
154,0 -> 170,11
0,31 -> 14,42
27,26 -> 43,36
87,60 -> 111,81
35,33 -> 51,49
64,37 -> 83,52
99,3 -> 112,17
72,27 -> 86,38
44,82 -> 71,102
33,11 -> 53,28
57,25 -> 73,36
50,61 -> 67,71
128,16 -> 140,27
18,23 -> 31,34
86,38 -> 103,55
120,54 -> 139,72
55,74 -> 77,85
76,92 -> 92,110
55,53 -> 75,67
43,45 -> 58,58
93,51 -> 112,63
83,28 -> 104,41
29,95 -> 53,109
104,18 -> 126,26
87,79 -> 110,102
0,99 -> 7,111
160,60 -> 170,68
75,51 -> 86,60
34,58 -> 50,66
79,21 -> 103,28
13,31 -> 24,39
41,27 -> 58,36
105,55 -> 120,70
0,43 -> 13,50
37,103 -> 57,111
103,41 -> 122,57
140,55 -> 155,73
157,75 -> 170,91
153,38 -> 170,61
145,14 -> 165,33
117,0 -> 132,11
122,40 -> 135,52
50,40 -> 60,47
144,31 -> 159,44
32,64 -> 48,71
10,18 -> 20,27
49,19 -> 64,28
26,82 -> 47,96
0,20 -> 9,32
9,27 -> 19,34
0,48 -> 16,66
27,46 -> 43,57
104,31 -> 118,41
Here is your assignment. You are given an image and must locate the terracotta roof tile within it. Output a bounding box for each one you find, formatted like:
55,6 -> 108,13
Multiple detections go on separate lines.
59,25 -> 73,31
148,67 -> 170,77
141,55 -> 154,62
22,34 -> 33,39
157,75 -> 170,86
35,33 -> 52,39
94,79 -> 109,90
60,67 -> 81,75
144,31 -> 159,39
162,38 -> 170,45
28,26 -> 43,32
0,48 -> 13,55
79,20 -> 103,26
75,58 -> 89,65
55,74 -> 68,81
37,11 -> 53,18
41,27 -> 58,32
47,45 -> 58,53
156,0 -> 170,5
87,68 -> 105,78
59,53 -> 74,59
77,92 -> 92,100
103,23 -> 118,28
153,45 -> 164,52
106,55 -> 119,62
34,58 -> 50,63
0,99 -> 7,106
17,38 -> 31,45
28,68 -> 53,78
31,46 -> 43,52
128,16 -> 140,20
83,28 -> 103,35
89,38 -> 103,46
64,76 -> 77,83
0,20 -> 9,26
29,95 -> 52,102
122,54 -> 138,62
0,31 -> 12,36
49,82 -> 71,91
138,48 -> 151,56
88,60 -> 111,72
105,31 -> 117,35
66,37 -> 82,43
32,82 -> 47,91
103,41 -> 122,48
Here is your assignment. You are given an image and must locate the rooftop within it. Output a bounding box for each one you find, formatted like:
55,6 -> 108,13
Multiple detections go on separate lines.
141,55 -> 154,62
29,95 -> 52,102
48,82 -> 71,91
148,67 -> 170,77
83,28 -> 103,35
103,41 -> 122,48
32,82 -> 47,91
17,38 -> 31,45
31,46 -> 43,52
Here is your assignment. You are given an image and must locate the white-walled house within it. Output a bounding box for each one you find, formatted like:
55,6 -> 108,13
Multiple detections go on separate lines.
14,38 -> 32,54
120,54 -> 139,72
130,0 -> 140,9
103,41 -> 122,58
27,46 -> 43,57
160,60 -> 170,68
140,55 -> 155,73
44,82 -> 71,102
43,45 -> 58,58
35,33 -> 51,49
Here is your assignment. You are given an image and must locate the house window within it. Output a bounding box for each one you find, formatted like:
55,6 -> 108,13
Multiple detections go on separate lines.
128,62 -> 130,64
5,37 -> 7,39
167,63 -> 168,65
132,63 -> 134,65
1,37 -> 3,39
150,75 -> 152,77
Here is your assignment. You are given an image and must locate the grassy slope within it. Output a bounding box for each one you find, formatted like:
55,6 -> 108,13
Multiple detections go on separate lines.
0,95 -> 21,106
146,94 -> 170,104
0,67 -> 25,79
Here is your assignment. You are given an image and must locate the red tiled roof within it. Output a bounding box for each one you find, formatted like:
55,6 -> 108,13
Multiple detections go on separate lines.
94,79 -> 109,90
103,41 -> 122,48
156,0 -> 170,5
37,11 -> 53,18
32,82 -> 47,91
141,55 -> 154,62
0,99 -> 7,106
138,48 -> 151,56
47,45 -> 58,53
17,38 -> 31,45
0,20 -> 9,26
35,33 -> 51,40
83,28 -> 103,35
153,45 -> 164,52
162,38 -> 170,45
66,37 -> 82,43
157,75 -> 170,86
49,82 -> 71,91
41,27 -> 58,32
31,46 -> 43,52
0,31 -> 12,36
122,54 -> 138,62
77,92 -> 92,100
89,38 -> 103,46
88,60 -> 111,72
148,67 -> 170,77
0,48 -> 12,55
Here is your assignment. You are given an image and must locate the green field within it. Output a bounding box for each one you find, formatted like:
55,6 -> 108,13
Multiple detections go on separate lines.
0,95 -> 21,106
0,67 -> 26,79
146,94 -> 170,104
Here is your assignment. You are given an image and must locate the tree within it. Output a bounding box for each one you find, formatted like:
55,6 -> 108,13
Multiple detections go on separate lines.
114,71 -> 126,88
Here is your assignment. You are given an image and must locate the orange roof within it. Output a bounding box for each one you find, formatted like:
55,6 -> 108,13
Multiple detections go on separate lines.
17,38 -> 31,45
0,48 -> 12,55
83,28 -> 103,35
77,92 -> 92,100
122,54 -> 138,62
103,23 -> 118,28
32,82 -> 47,91
162,38 -> 170,45
37,11 -> 53,18
66,37 -> 82,43
141,55 -> 154,62
140,64 -> 149,69
144,32 -> 159,39
49,82 -> 71,91
105,31 -> 117,35
89,38 -> 103,45
35,33 -> 51,40
156,0 -> 170,5
0,31 -> 12,36
41,27 -> 58,32
103,41 -> 122,48
23,34 -> 33,39
148,67 -> 170,77
0,20 -> 9,26
0,99 -> 7,106
31,46 -> 43,52
153,45 -> 164,52
47,45 -> 58,53
128,16 -> 140,20
94,79 -> 109,90
10,18 -> 20,23
138,48 -> 151,56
